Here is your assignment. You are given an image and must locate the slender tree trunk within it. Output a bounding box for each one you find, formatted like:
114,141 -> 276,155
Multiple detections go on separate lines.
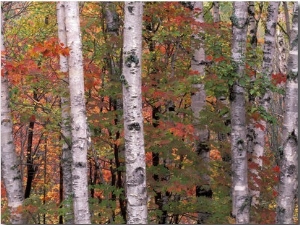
247,2 -> 262,209
190,2 -> 212,223
103,3 -> 127,222
212,2 -> 220,23
276,3 -> 298,224
64,2 -> 91,223
24,101 -> 37,199
56,2 -> 74,223
1,9 -> 25,224
122,2 -> 147,224
282,2 -> 291,41
251,1 -> 279,206
230,2 -> 249,223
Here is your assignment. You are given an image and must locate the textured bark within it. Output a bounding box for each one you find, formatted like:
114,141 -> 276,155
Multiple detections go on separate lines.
191,1 -> 209,170
282,2 -> 291,40
247,1 -> 262,208
212,2 -> 220,23
251,1 -> 279,206
122,2 -> 147,224
230,2 -> 249,223
276,3 -> 298,224
64,2 -> 91,223
56,2 -> 74,224
1,8 -> 25,224
276,30 -> 288,75
190,2 -> 212,224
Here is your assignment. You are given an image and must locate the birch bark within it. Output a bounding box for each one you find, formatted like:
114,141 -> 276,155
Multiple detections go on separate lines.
64,2 -> 91,223
251,1 -> 279,206
56,2 -> 73,223
230,2 -> 249,223
122,2 -> 147,224
191,1 -> 209,174
190,2 -> 211,223
1,8 -> 25,224
276,3 -> 298,224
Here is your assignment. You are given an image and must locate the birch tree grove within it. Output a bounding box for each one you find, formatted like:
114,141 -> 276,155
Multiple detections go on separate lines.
56,2 -> 73,223
122,2 -> 148,224
64,2 -> 91,223
1,8 -> 25,224
276,3 -> 298,224
230,2 -> 249,223
2,2 -> 298,224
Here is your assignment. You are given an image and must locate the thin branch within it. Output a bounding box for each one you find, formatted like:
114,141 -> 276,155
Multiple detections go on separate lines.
283,2 -> 291,40
277,22 -> 289,39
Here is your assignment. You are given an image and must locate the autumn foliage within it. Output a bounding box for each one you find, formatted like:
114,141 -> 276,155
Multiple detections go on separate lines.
1,2 -> 297,224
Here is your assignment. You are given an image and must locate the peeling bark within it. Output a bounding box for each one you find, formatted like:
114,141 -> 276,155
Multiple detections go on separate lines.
276,3 -> 298,224
122,2 -> 148,224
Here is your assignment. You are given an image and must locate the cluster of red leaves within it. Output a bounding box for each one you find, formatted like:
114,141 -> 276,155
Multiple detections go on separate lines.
271,73 -> 287,85
160,121 -> 194,140
28,37 -> 70,58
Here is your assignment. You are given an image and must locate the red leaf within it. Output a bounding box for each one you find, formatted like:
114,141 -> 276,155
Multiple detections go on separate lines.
272,165 -> 280,173
254,122 -> 265,131
271,73 -> 287,85
272,190 -> 278,197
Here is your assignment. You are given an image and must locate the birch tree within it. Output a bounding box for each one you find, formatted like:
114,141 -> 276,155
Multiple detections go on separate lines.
230,2 -> 249,223
247,1 -> 263,207
212,2 -> 220,23
56,2 -> 73,223
276,3 -> 298,224
64,2 -> 91,223
190,1 -> 211,223
1,7 -> 26,224
251,1 -> 279,206
122,2 -> 147,224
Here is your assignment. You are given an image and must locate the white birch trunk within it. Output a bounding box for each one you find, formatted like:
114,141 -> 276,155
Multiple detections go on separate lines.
251,1 -> 279,206
64,2 -> 91,223
212,2 -> 220,23
122,2 -> 147,224
191,1 -> 209,164
190,2 -> 211,223
56,2 -> 74,223
1,9 -> 25,224
230,2 -> 249,223
276,3 -> 298,224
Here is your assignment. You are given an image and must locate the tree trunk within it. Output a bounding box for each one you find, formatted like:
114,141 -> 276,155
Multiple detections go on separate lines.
276,3 -> 298,224
1,8 -> 26,224
56,2 -> 74,223
64,2 -> 91,223
251,1 -> 279,206
122,2 -> 148,224
212,2 -> 220,23
230,2 -> 249,223
190,2 -> 212,223
247,1 -> 262,208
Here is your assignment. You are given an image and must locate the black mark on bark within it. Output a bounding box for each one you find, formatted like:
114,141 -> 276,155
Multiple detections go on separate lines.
128,122 -> 141,131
